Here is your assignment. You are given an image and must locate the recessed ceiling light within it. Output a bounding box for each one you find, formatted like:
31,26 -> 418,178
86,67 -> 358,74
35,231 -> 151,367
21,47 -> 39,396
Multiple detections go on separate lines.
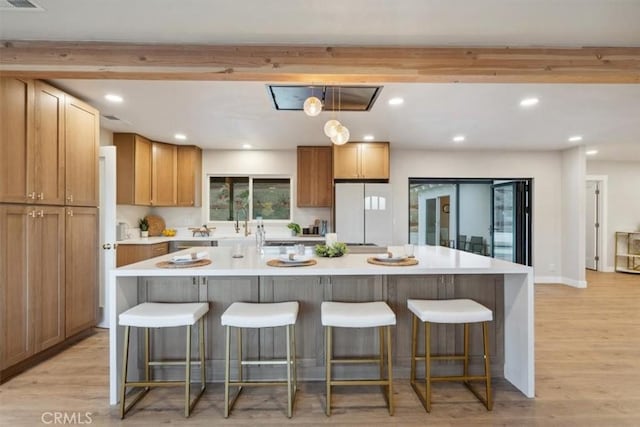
568,135 -> 583,142
388,97 -> 404,106
104,94 -> 123,103
519,97 -> 539,107
453,135 -> 465,143
363,135 -> 375,141
586,150 -> 598,156
242,144 -> 252,149
174,133 -> 187,141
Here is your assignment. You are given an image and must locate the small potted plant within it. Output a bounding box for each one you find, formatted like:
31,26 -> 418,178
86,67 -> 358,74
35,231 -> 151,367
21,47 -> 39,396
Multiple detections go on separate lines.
139,218 -> 149,237
287,222 -> 301,236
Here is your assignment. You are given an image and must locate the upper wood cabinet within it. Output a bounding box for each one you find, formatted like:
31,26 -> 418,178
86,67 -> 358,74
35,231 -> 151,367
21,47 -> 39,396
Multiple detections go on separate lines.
176,145 -> 202,207
64,96 -> 99,207
114,134 -> 201,207
1,78 -> 98,206
297,146 -> 333,207
333,142 -> 389,180
65,207 -> 98,338
0,78 -> 34,204
152,142 -> 177,206
114,133 -> 152,205
34,82 -> 66,205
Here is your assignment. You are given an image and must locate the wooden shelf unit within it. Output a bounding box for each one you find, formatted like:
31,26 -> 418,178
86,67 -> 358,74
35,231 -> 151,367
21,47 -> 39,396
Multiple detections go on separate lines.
615,231 -> 640,274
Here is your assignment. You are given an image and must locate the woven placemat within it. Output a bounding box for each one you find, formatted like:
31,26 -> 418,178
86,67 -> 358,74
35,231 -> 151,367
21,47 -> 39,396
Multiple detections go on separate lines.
156,259 -> 212,269
367,257 -> 419,266
267,259 -> 317,268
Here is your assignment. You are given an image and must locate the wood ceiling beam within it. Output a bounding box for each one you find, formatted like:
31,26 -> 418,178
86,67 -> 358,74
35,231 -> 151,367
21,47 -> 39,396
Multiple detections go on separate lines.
1,41 -> 639,83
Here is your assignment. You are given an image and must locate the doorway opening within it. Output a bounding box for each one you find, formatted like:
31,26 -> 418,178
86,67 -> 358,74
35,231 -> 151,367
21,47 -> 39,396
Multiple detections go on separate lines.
409,178 -> 532,266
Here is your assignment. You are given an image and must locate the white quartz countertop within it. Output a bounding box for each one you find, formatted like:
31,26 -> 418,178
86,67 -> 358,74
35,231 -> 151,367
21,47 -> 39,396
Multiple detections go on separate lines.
117,235 -> 326,245
113,245 -> 532,277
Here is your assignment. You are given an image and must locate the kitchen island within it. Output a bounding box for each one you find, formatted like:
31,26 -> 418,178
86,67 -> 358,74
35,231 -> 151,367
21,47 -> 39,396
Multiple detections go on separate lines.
108,245 -> 534,405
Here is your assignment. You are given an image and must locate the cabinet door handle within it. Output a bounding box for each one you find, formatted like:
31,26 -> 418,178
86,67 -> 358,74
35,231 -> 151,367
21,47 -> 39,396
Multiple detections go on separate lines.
67,209 -> 74,217
37,210 -> 44,217
27,192 -> 36,199
37,192 -> 44,200
103,243 -> 112,250
67,194 -> 74,203
28,211 -> 36,218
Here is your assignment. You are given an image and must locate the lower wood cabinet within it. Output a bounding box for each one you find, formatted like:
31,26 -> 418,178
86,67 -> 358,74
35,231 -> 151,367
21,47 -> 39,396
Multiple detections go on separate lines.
65,207 -> 98,337
116,242 -> 169,267
0,205 -> 66,372
0,204 -> 97,381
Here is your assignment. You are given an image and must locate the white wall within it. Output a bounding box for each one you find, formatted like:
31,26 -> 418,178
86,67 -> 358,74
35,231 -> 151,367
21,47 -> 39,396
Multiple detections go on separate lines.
587,160 -> 640,271
560,146 -> 587,287
391,150 -> 563,281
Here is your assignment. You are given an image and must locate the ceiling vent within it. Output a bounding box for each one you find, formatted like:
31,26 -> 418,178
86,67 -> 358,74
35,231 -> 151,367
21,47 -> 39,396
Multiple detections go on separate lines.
0,0 -> 44,10
268,85 -> 382,112
102,114 -> 121,121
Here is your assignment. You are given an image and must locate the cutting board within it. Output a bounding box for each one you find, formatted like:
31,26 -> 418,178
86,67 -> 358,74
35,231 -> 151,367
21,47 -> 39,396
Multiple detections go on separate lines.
145,215 -> 165,236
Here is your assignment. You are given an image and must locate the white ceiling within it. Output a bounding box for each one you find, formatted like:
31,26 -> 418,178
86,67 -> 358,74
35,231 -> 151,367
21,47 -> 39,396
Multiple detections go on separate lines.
2,0 -> 640,160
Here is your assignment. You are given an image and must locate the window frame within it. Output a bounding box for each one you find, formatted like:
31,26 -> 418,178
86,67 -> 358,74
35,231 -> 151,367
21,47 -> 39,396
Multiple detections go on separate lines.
207,174 -> 293,223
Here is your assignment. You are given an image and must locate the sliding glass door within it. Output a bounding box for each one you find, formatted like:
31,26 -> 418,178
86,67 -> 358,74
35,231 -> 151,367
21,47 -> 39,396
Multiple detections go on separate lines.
491,181 -> 529,264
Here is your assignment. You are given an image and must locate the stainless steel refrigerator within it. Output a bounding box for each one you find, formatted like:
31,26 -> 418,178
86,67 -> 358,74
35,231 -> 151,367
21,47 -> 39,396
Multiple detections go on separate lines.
334,183 -> 393,246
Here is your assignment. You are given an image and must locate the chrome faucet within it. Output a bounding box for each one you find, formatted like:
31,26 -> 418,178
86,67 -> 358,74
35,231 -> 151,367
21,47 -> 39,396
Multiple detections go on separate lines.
235,208 -> 251,236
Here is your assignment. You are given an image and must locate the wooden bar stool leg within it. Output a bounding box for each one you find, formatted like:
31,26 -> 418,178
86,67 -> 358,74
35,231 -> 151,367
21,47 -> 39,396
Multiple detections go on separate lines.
483,321 -> 493,411
120,325 -> 130,419
184,325 -> 192,417
386,325 -> 394,415
425,322 -> 432,413
224,325 -> 231,418
325,326 -> 332,416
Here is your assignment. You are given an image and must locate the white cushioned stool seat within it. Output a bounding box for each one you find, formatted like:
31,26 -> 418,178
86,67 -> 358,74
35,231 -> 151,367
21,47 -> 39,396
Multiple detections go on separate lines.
321,301 -> 396,328
221,301 -> 299,328
119,302 -> 209,328
408,299 -> 492,324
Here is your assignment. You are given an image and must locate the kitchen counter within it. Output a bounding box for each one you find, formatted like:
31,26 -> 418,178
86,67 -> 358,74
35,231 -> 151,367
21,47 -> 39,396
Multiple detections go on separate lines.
116,234 -> 326,245
108,245 -> 534,405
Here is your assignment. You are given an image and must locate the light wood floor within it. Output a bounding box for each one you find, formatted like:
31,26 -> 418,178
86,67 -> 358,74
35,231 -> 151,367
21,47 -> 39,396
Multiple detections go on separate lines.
1,270 -> 639,426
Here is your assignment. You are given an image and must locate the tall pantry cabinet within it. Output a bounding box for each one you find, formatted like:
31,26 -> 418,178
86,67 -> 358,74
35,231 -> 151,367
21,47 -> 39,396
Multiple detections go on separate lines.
0,77 -> 99,382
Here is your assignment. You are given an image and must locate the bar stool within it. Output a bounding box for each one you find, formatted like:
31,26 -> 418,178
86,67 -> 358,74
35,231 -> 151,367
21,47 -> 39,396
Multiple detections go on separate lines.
321,301 -> 396,416
119,302 -> 209,418
408,298 -> 493,412
221,301 -> 298,418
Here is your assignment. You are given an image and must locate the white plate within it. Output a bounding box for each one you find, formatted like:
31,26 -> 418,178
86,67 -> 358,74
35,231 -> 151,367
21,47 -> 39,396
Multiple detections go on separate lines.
170,258 -> 201,264
374,255 -> 407,262
278,254 -> 312,263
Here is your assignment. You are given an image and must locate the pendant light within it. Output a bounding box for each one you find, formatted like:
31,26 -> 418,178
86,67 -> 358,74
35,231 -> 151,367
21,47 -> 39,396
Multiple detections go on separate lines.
329,86 -> 349,145
303,86 -> 322,117
324,86 -> 341,137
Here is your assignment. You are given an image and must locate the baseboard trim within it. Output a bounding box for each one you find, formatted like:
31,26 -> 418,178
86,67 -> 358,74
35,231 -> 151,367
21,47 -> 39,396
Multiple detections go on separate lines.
535,276 -> 587,288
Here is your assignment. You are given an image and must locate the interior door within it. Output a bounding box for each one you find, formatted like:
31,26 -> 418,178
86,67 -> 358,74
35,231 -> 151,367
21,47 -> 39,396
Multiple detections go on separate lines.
98,146 -> 116,328
585,181 -> 599,270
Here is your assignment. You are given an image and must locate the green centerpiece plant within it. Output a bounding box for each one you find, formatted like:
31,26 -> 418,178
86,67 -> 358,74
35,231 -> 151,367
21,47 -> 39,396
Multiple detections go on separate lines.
314,242 -> 348,258
139,217 -> 149,237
